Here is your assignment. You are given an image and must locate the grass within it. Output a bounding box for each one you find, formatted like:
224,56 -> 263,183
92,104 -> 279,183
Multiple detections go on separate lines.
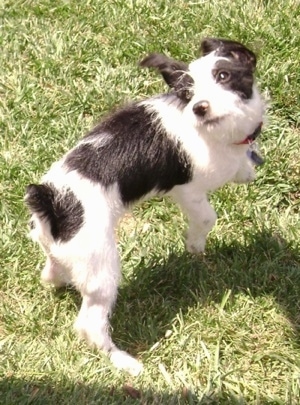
0,0 -> 299,403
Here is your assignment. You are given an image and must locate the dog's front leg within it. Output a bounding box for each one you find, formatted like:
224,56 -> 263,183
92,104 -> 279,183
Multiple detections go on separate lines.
172,188 -> 217,254
233,157 -> 256,184
185,198 -> 217,254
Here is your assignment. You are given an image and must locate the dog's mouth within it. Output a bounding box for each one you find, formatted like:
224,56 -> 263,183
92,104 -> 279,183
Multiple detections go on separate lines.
201,115 -> 227,126
235,122 -> 263,145
203,117 -> 221,126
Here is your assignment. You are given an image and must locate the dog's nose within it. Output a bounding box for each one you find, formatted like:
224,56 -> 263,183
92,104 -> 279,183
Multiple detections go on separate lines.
193,100 -> 209,116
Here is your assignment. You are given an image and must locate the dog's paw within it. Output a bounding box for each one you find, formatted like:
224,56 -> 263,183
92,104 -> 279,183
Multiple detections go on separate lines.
234,164 -> 256,184
110,349 -> 143,376
234,171 -> 256,184
186,237 -> 206,254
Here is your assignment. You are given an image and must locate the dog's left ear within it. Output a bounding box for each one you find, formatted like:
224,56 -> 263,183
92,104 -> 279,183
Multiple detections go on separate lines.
200,38 -> 257,72
140,53 -> 194,101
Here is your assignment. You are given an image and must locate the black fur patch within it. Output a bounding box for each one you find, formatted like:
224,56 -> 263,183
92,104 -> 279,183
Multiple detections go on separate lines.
212,59 -> 254,99
64,103 -> 193,204
26,183 -> 84,242
201,38 -> 257,71
200,38 -> 256,99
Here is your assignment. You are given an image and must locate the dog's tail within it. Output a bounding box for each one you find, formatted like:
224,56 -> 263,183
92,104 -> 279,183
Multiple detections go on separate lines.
25,183 -> 84,242
25,183 -> 57,220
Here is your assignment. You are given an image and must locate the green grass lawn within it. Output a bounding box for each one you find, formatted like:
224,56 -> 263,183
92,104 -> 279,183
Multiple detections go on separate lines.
1,0 -> 299,403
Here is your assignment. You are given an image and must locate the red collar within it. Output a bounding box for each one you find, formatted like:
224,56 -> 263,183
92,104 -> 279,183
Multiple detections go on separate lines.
235,122 -> 263,145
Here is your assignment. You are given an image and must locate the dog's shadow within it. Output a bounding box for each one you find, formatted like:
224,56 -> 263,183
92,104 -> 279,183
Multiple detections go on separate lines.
54,229 -> 300,356
111,229 -> 300,354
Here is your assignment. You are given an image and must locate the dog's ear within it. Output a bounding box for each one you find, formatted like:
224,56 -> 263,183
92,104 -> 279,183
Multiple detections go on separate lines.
200,38 -> 257,71
139,53 -> 194,101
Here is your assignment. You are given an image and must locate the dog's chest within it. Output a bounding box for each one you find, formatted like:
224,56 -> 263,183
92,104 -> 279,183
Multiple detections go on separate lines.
190,142 -> 245,190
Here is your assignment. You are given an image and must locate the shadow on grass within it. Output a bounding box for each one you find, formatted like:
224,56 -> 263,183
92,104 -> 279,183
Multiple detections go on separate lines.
20,232 -> 300,405
113,229 -> 300,352
0,375 -> 235,404
52,229 -> 300,354
39,229 -> 299,404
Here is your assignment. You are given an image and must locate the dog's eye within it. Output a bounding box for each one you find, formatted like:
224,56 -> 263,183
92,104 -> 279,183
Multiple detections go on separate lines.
217,71 -> 231,82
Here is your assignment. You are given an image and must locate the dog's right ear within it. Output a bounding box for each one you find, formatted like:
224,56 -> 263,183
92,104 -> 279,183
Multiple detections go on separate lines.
200,38 -> 257,72
139,53 -> 194,101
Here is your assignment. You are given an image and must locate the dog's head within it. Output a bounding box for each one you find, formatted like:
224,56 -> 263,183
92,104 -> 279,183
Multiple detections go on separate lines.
140,38 -> 265,143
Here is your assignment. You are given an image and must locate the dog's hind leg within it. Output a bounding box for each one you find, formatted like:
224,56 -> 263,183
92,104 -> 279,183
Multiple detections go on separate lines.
75,293 -> 143,376
72,231 -> 143,376
41,256 -> 70,287
172,187 -> 217,254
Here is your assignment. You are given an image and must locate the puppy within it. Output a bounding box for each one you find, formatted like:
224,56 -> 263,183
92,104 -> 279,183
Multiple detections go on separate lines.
25,38 -> 265,375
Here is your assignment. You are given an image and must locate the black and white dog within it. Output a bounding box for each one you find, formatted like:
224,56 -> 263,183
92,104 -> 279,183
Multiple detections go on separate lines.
25,38 -> 265,375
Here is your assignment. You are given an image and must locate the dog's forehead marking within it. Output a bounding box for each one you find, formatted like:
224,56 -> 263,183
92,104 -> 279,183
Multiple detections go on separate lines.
188,51 -> 255,100
188,52 -> 227,79
189,50 -> 252,77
